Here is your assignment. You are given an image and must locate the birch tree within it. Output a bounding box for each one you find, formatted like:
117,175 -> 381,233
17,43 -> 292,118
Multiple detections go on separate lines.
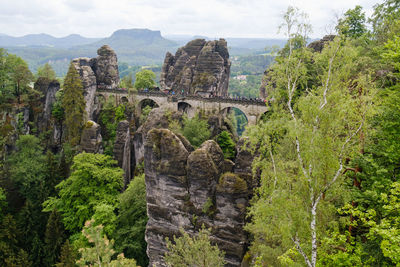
246,7 -> 373,266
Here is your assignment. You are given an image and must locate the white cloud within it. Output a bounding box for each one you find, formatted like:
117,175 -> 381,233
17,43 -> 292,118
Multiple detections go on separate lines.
0,0 -> 379,38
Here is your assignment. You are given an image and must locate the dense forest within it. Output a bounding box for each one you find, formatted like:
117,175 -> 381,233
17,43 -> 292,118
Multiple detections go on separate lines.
0,0 -> 399,266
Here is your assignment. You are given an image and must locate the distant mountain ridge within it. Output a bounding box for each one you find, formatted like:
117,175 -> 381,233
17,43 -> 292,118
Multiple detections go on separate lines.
0,33 -> 101,48
1,29 -> 286,76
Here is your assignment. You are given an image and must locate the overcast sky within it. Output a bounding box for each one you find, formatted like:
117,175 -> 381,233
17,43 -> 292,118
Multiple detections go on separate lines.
0,0 -> 379,39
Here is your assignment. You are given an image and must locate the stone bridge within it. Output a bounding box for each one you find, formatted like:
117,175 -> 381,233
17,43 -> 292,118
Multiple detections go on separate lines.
97,89 -> 269,125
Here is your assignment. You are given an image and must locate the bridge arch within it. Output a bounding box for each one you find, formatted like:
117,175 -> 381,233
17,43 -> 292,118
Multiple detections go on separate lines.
178,101 -> 195,118
219,107 -> 249,136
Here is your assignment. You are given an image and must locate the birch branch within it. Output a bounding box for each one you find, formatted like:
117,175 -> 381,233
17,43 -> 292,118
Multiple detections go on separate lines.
314,120 -> 364,206
292,236 -> 312,267
319,43 -> 340,110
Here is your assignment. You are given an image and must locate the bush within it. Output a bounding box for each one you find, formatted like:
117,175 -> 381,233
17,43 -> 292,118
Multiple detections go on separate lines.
182,115 -> 211,148
216,131 -> 236,160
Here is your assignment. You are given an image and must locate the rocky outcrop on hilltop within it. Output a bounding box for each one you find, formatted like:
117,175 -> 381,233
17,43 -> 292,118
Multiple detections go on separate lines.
259,35 -> 336,99
95,45 -> 120,88
160,39 -> 231,97
144,129 -> 253,266
307,35 -> 335,52
72,45 -> 119,119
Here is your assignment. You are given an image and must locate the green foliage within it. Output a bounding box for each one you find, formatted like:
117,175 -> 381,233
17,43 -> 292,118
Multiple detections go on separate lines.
56,240 -> 78,267
370,0 -> 400,42
8,135 -> 47,203
216,131 -> 236,160
119,73 -> 134,89
139,105 -> 152,124
92,203 -> 117,238
164,226 -> 226,267
52,89 -> 65,124
7,54 -> 34,103
77,220 -> 137,267
36,63 -> 57,80
99,101 -> 127,156
246,7 -> 374,265
182,115 -> 211,148
43,153 -> 123,234
337,5 -> 367,38
44,210 -> 65,266
114,174 -> 148,266
62,62 -> 85,146
134,69 -> 156,90
0,214 -> 32,267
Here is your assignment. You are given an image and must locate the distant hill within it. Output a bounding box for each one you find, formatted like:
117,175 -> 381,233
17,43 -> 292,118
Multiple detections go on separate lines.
77,29 -> 179,65
3,29 -> 179,76
2,29 -> 286,77
0,33 -> 101,48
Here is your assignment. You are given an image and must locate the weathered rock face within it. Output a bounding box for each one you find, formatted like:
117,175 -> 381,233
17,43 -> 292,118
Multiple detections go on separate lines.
113,120 -> 132,188
80,120 -> 103,153
145,129 -> 250,266
34,78 -> 60,132
72,45 -> 119,119
133,108 -> 179,165
160,39 -> 231,97
72,57 -> 98,120
307,35 -> 335,52
95,45 -> 120,88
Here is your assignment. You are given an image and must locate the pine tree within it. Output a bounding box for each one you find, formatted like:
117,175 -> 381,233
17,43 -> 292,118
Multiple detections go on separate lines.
56,240 -> 77,267
44,210 -> 65,266
62,62 -> 85,146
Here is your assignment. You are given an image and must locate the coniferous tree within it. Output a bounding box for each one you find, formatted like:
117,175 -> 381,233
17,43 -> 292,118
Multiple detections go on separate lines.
62,62 -> 85,146
44,210 -> 65,266
36,63 -> 56,80
56,240 -> 77,267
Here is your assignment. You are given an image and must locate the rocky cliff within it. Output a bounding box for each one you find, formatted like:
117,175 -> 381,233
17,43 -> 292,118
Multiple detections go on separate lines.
144,128 -> 254,266
160,39 -> 231,97
72,45 -> 119,119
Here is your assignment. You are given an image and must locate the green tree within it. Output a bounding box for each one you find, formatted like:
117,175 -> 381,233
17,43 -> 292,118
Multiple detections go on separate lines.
44,210 -> 65,266
337,5 -> 367,38
164,226 -> 226,267
134,69 -> 156,90
370,0 -> 400,42
62,62 -> 85,146
120,73 -> 133,89
36,63 -> 57,80
319,34 -> 400,265
245,8 -> 373,267
114,174 -> 148,266
43,153 -> 123,234
7,135 -> 47,203
56,240 -> 77,267
182,115 -> 211,148
216,131 -> 236,160
8,54 -> 33,103
77,220 -> 137,267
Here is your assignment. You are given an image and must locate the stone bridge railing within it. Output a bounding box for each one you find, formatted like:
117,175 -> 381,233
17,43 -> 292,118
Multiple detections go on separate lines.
97,88 -> 267,106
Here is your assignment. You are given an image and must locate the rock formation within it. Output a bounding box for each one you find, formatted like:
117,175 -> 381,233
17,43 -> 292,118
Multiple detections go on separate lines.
113,120 -> 132,188
144,129 -> 252,266
72,45 -> 119,119
307,35 -> 336,52
80,120 -> 103,153
160,39 -> 231,97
